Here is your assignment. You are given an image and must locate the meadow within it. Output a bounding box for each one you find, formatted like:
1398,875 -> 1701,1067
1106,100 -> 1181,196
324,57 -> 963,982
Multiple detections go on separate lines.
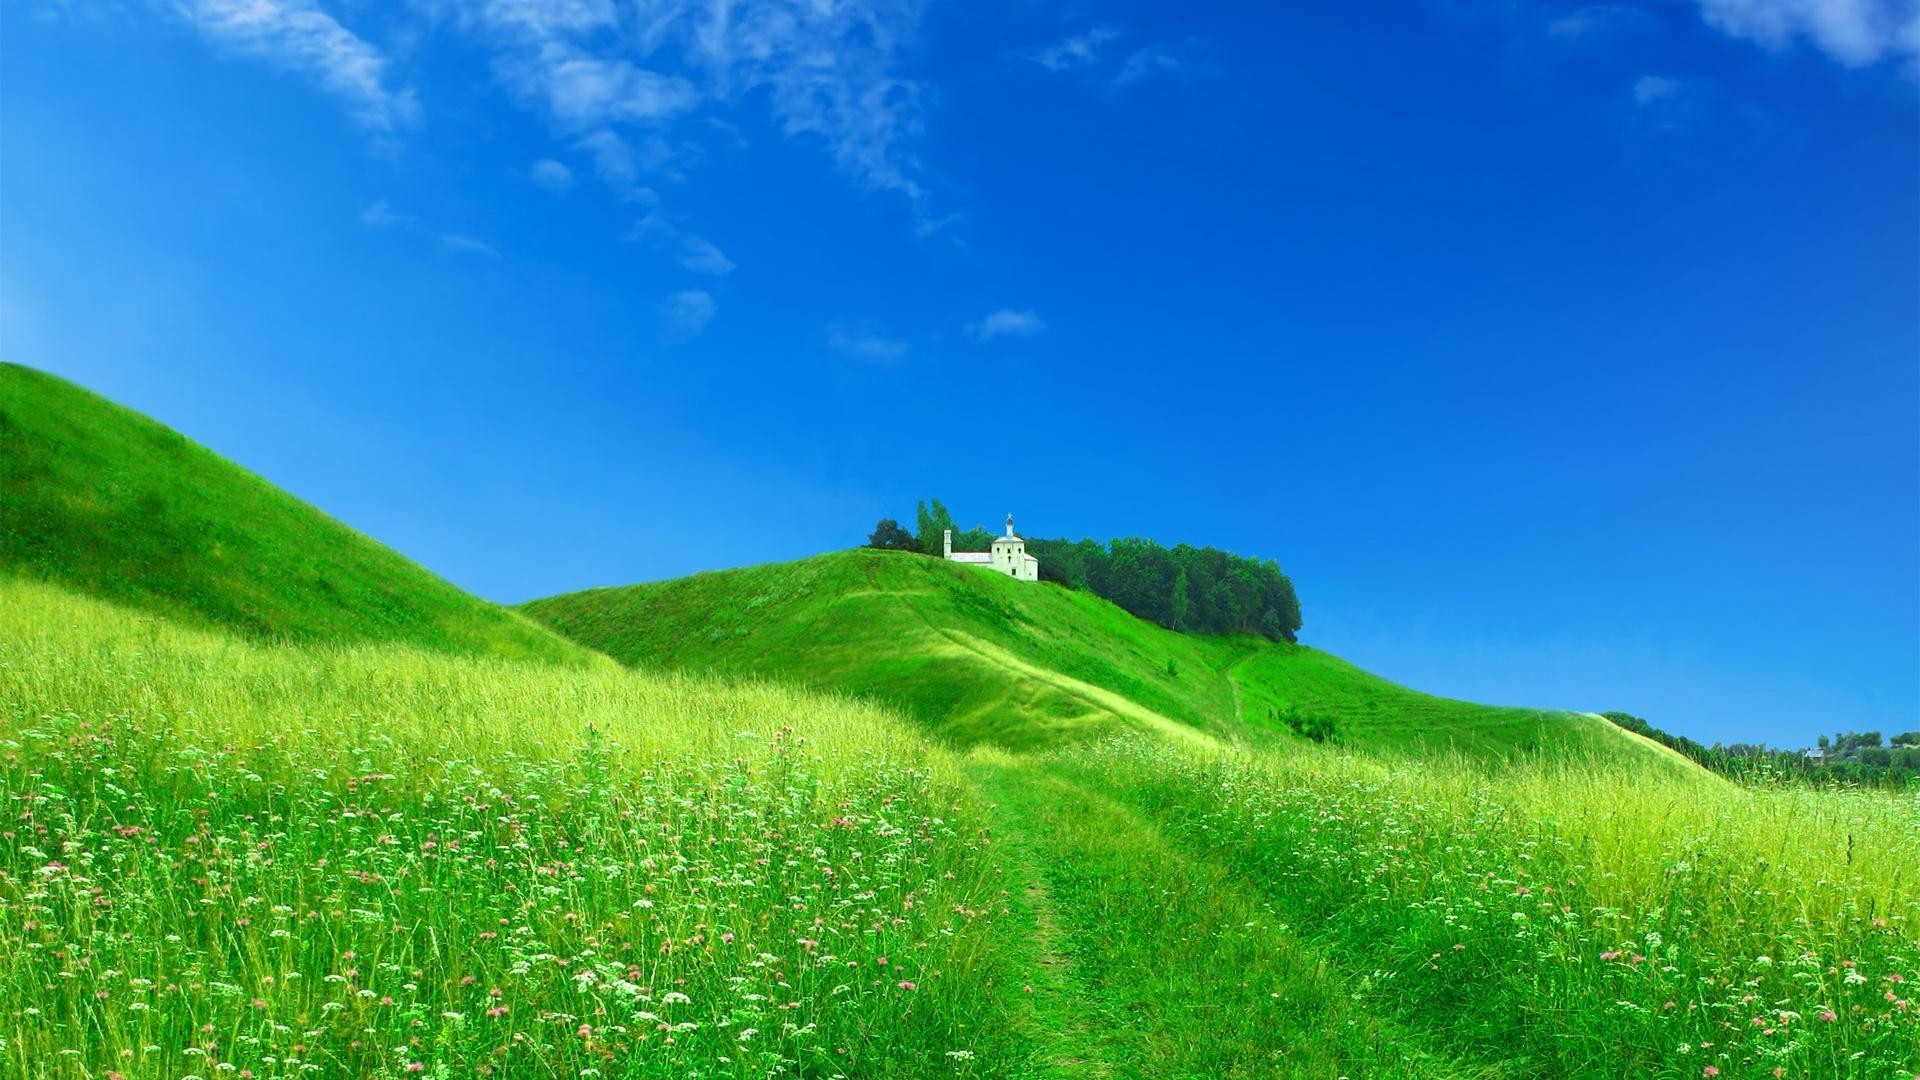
3,363 -> 1914,1078
1046,738 -> 1920,1078
0,580 -> 1026,1078
7,576 -> 1916,1078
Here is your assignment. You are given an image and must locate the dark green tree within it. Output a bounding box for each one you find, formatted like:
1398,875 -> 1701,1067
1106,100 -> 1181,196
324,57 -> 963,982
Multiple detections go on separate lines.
867,518 -> 917,551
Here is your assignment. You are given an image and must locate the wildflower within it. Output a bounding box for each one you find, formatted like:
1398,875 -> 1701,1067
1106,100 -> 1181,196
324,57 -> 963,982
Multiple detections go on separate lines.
1703,1068 -> 1719,1078
897,981 -> 917,990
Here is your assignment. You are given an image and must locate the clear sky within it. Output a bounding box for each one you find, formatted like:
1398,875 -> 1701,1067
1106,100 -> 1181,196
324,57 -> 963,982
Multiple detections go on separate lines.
2,0 -> 1915,746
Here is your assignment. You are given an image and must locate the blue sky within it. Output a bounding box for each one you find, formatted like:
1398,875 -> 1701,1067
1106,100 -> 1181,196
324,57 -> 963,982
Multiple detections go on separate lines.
2,0 -> 1915,746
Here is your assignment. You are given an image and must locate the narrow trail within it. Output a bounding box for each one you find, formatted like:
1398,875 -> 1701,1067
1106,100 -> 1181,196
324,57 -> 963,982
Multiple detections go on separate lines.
968,757 -> 1120,1078
967,754 -> 1475,1079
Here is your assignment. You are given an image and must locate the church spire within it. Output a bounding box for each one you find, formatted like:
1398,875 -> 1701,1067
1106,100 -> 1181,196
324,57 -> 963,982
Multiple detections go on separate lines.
1006,512 -> 1015,537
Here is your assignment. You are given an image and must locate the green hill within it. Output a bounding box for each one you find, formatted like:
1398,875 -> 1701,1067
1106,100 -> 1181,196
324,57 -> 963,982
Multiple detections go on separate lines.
522,548 -> 1686,766
0,363 -> 590,665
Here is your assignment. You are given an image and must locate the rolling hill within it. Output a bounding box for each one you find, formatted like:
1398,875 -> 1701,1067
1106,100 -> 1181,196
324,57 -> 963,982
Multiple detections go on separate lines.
12,367 -> 1909,1080
522,548 -> 1689,767
0,362 -> 592,665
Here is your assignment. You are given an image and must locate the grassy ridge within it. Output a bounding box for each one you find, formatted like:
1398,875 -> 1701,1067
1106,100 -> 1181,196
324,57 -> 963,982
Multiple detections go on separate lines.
523,549 -> 1684,769
0,363 -> 588,665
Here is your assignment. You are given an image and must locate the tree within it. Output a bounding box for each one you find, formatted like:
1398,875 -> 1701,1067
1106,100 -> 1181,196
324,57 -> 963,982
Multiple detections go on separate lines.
1169,568 -> 1190,631
914,499 -> 954,557
867,518 -> 917,551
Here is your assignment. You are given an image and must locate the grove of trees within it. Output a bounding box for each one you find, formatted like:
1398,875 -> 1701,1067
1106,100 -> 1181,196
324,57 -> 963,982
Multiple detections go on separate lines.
866,499 -> 1303,643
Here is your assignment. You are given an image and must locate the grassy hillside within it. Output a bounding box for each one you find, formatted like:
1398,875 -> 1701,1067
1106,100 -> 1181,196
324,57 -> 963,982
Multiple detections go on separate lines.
522,549 -> 1681,767
0,363 -> 588,664
9,577 -> 1912,1078
0,577 -> 1469,1078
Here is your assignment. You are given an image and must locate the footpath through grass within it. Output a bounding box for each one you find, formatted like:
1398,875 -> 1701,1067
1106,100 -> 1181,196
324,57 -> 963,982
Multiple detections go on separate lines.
6,576 -> 1915,1078
965,753 -> 1476,1079
1052,738 -> 1920,1080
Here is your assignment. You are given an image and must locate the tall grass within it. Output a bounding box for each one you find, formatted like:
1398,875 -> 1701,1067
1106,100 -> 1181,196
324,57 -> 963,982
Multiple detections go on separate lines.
1059,737 -> 1920,1078
0,580 -> 1023,1078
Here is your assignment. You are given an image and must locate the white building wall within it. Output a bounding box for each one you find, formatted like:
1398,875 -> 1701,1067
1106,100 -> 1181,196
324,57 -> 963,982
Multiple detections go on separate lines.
945,519 -> 1040,581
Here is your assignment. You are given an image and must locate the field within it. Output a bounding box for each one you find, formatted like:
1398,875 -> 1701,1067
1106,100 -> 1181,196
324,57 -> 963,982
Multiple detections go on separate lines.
6,577 -> 1916,1078
3,367 -> 1916,1077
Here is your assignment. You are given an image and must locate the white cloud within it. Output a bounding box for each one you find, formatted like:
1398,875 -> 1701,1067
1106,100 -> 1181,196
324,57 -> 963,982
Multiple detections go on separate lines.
828,325 -> 907,362
571,128 -> 662,201
1031,26 -> 1120,71
172,0 -> 419,133
1546,4 -> 1659,43
435,0 -> 934,217
359,199 -> 414,228
360,200 -> 498,257
663,288 -> 715,337
1695,0 -> 1917,67
678,236 -> 735,275
968,308 -> 1045,341
1633,73 -> 1684,103
437,231 -> 501,258
530,157 -> 574,191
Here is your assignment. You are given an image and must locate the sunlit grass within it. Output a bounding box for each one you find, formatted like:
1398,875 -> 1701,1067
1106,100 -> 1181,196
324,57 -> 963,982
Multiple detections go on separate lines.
1057,736 -> 1920,1078
0,580 -> 1023,1078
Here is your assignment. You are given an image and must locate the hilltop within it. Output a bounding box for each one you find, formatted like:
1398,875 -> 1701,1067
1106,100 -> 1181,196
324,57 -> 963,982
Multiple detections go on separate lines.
523,549 -> 1687,766
0,363 -> 591,665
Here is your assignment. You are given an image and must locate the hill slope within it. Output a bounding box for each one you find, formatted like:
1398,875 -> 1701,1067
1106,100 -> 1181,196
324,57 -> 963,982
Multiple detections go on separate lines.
523,549 -> 1683,766
0,363 -> 590,665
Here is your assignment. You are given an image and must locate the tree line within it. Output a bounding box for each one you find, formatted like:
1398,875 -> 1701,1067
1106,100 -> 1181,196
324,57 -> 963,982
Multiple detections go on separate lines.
866,499 -> 1302,643
1604,712 -> 1920,787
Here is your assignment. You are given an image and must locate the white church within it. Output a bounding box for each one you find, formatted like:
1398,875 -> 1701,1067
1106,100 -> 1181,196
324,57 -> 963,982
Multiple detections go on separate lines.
945,514 -> 1040,582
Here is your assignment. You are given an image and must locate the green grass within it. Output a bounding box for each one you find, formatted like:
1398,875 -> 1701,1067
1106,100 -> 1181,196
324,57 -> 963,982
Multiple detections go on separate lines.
0,578 -> 1032,1078
0,363 -> 588,665
521,549 -> 1685,771
6,569 -> 1915,1078
7,369 -> 1911,1078
1048,736 -> 1920,1078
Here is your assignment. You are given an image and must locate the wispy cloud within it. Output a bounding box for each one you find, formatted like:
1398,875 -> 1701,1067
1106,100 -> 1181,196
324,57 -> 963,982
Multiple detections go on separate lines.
360,200 -> 499,257
968,308 -> 1045,342
1546,4 -> 1659,44
627,211 -> 734,275
359,200 -> 413,229
1633,73 -> 1684,104
828,324 -> 907,362
663,288 -> 716,337
678,236 -> 735,275
1030,26 -> 1120,71
436,231 -> 501,258
434,0 -> 935,218
572,128 -> 661,203
1028,25 -> 1223,92
172,0 -> 419,133
530,157 -> 574,192
1694,0 -> 1918,68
